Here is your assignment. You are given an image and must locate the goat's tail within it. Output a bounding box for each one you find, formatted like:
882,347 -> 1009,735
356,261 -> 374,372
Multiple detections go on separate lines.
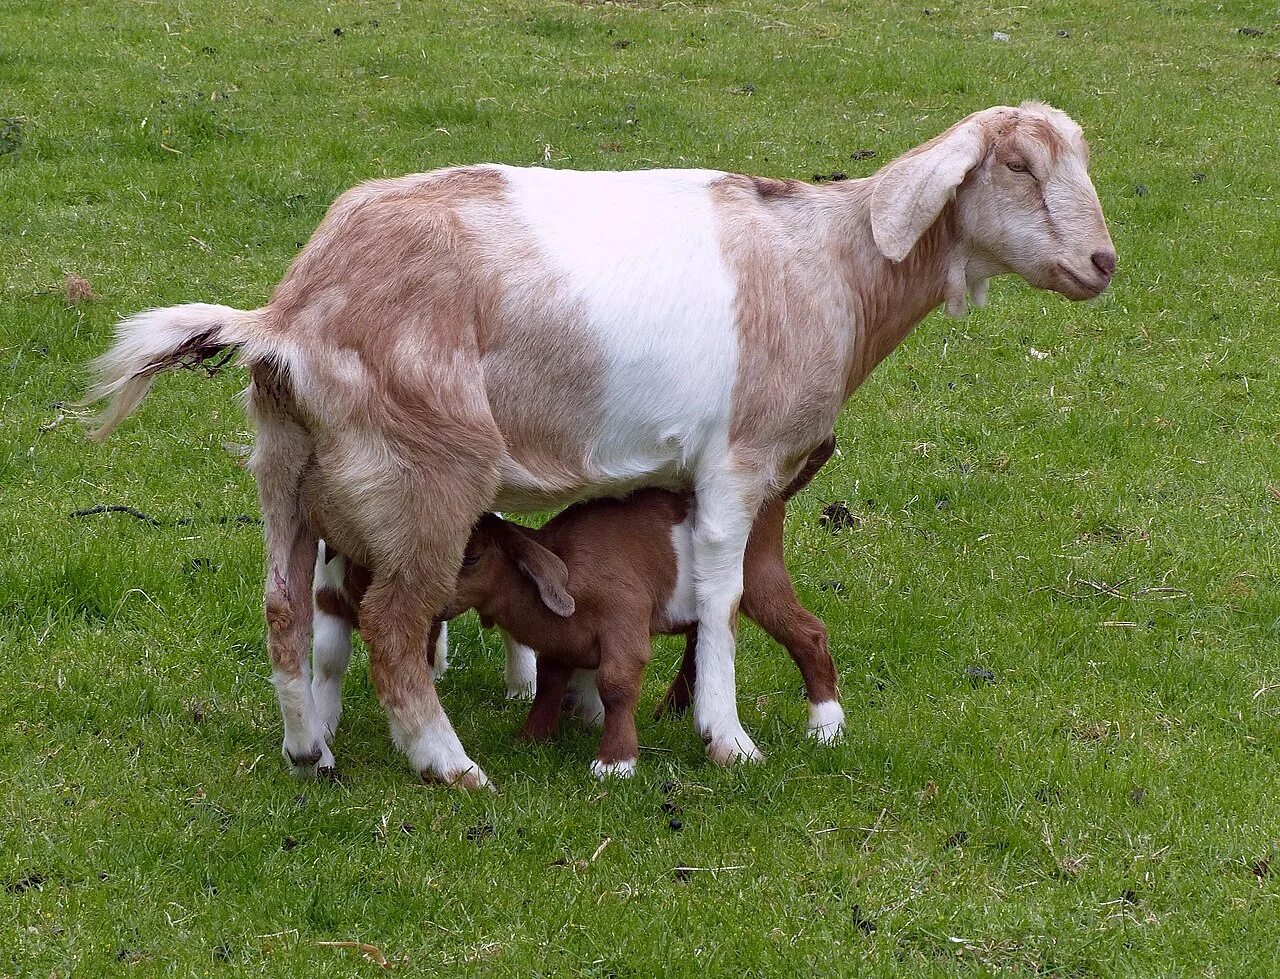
84,303 -> 272,440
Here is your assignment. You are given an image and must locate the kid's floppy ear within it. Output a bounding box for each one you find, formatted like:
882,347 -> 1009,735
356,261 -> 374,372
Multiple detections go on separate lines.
870,116 -> 989,262
505,533 -> 576,617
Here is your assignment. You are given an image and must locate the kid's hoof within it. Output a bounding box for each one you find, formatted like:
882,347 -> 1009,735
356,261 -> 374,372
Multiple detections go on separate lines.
590,758 -> 637,780
806,701 -> 846,744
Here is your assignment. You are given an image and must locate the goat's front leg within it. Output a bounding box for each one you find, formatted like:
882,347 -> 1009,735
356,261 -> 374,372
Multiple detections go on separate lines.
690,468 -> 766,765
502,630 -> 537,700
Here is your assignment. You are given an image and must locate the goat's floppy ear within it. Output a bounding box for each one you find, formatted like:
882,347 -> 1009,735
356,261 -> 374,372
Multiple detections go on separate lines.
871,116 -> 989,262
507,534 -> 576,617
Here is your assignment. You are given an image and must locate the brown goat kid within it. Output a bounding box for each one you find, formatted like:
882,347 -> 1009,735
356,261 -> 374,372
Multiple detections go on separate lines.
439,442 -> 840,778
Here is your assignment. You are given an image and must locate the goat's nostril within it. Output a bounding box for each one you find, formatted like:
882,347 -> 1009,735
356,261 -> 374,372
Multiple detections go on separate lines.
1091,250 -> 1117,277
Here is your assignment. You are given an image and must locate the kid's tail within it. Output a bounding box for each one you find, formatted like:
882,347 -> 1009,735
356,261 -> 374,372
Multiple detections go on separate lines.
84,303 -> 269,439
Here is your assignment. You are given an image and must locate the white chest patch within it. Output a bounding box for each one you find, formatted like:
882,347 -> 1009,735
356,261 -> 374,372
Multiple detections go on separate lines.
664,515 -> 698,628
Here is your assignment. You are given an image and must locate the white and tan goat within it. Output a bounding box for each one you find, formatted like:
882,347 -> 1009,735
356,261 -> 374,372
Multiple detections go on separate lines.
88,101 -> 1115,788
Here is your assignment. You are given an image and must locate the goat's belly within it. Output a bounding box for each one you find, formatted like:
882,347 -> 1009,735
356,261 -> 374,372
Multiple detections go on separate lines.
491,449 -> 690,513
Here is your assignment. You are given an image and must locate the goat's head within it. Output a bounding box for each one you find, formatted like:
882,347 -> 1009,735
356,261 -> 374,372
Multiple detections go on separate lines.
871,101 -> 1116,305
440,513 -> 576,624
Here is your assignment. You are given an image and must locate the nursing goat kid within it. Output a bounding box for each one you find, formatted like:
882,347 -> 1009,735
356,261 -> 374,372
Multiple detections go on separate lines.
87,101 -> 1115,789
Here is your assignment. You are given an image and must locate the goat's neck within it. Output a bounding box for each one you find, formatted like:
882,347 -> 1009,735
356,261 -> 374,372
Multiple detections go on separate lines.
824,180 -> 972,394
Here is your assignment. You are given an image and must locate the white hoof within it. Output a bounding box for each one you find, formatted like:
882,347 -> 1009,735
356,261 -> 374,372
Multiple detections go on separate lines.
505,681 -> 536,702
806,700 -> 846,744
282,740 -> 325,779
704,726 -> 765,766
590,758 -> 636,780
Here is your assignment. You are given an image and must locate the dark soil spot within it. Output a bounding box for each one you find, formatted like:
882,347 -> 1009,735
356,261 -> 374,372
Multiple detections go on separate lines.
851,904 -> 877,934
612,38 -> 631,49
661,801 -> 681,815
661,780 -> 676,795
736,83 -> 756,96
1129,786 -> 1147,806
943,830 -> 969,848
1134,184 -> 1148,197
820,501 -> 859,531
1121,888 -> 1139,905
281,836 -> 298,851
5,871 -> 45,894
1250,856 -> 1271,879
813,171 -> 848,182
1034,785 -> 1062,804
0,118 -> 23,156
850,149 -> 876,161
332,26 -> 344,37
1239,27 -> 1264,37
465,822 -> 495,843
674,867 -> 693,881
820,580 -> 845,594
964,666 -> 996,686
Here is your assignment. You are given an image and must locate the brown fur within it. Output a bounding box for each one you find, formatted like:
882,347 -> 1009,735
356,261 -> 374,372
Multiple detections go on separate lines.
438,439 -> 838,770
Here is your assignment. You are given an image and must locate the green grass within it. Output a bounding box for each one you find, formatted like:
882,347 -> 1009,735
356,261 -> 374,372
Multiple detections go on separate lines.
3,0 -> 1280,975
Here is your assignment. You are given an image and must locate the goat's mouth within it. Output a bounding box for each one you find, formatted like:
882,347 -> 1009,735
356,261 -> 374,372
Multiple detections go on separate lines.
1055,263 -> 1109,300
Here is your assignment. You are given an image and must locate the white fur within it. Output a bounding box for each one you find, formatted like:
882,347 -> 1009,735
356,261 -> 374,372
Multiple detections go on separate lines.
807,700 -> 846,743
490,166 -> 740,507
664,515 -> 698,626
274,669 -> 326,777
311,547 -> 352,740
590,758 -> 637,780
502,631 -> 537,700
689,463 -> 766,764
567,669 -> 604,727
392,702 -> 490,790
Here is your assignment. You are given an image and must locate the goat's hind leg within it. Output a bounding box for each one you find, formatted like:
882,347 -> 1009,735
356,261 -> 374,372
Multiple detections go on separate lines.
350,449 -> 499,789
249,401 -> 325,778
741,496 -> 844,742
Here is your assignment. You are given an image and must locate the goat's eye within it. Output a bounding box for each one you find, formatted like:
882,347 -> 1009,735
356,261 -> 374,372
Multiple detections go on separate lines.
461,553 -> 480,569
1007,160 -> 1030,174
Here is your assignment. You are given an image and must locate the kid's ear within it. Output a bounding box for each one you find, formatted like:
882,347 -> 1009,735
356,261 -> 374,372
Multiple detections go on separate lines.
504,532 -> 576,617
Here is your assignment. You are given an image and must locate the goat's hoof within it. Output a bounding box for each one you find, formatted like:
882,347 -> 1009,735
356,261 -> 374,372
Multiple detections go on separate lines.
806,701 -> 846,744
422,765 -> 494,792
316,765 -> 344,783
704,731 -> 765,767
590,758 -> 637,780
506,683 -> 536,702
284,743 -> 325,778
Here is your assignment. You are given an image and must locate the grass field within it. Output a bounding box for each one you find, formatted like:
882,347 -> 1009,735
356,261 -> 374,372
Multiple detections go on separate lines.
4,0 -> 1280,975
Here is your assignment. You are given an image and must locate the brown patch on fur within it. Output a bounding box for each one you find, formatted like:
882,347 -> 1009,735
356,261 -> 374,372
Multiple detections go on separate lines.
267,166 -> 603,508
315,585 -> 356,626
1018,116 -> 1069,162
711,175 -> 847,482
747,175 -> 806,199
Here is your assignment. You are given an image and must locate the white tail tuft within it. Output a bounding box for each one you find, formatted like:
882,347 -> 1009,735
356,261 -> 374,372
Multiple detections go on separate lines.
84,303 -> 265,440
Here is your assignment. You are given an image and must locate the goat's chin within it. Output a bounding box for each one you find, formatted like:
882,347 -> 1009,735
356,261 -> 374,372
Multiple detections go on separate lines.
1051,263 -> 1110,300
